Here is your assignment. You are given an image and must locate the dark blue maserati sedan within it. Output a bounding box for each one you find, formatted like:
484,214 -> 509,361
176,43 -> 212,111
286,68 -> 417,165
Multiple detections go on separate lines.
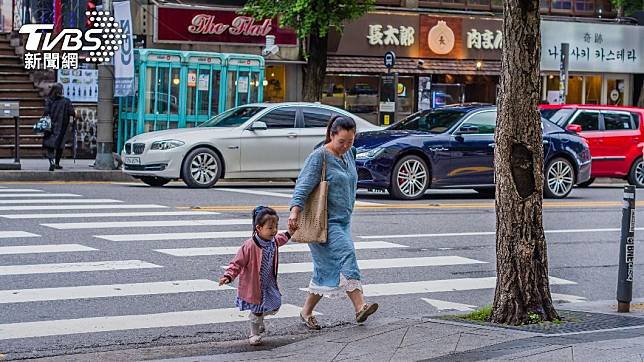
353,105 -> 592,200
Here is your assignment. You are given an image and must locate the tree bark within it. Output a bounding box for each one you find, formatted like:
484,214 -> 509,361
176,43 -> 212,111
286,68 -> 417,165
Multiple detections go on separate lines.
491,0 -> 559,325
302,32 -> 328,102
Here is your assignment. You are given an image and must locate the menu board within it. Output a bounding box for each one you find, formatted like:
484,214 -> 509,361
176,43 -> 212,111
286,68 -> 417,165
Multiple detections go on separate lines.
58,69 -> 99,103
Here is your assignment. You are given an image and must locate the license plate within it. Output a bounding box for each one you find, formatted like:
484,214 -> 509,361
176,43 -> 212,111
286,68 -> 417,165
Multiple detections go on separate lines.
125,157 -> 140,165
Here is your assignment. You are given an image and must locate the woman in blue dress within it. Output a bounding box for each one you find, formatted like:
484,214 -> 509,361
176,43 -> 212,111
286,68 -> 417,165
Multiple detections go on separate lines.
288,116 -> 379,330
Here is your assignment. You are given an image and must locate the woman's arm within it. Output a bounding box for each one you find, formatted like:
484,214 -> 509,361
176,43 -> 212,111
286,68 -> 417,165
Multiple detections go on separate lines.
289,149 -> 324,211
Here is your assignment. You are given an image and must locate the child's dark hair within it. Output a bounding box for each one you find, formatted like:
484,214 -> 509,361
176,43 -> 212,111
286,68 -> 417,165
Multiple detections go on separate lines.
325,115 -> 357,144
252,206 -> 278,232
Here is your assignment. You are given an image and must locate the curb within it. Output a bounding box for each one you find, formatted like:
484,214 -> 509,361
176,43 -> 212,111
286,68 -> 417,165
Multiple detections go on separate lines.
0,170 -> 137,182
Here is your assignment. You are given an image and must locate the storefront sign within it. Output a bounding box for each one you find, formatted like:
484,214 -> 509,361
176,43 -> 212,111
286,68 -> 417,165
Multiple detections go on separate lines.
419,15 -> 503,60
541,21 -> 644,73
155,6 -> 297,46
328,13 -> 419,58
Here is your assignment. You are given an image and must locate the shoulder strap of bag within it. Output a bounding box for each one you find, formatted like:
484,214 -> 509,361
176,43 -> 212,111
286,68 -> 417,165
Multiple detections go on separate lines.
321,148 -> 327,181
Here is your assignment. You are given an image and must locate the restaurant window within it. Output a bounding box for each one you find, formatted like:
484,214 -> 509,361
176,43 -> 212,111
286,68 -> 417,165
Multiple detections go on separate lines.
567,75 -> 583,104
575,0 -> 594,11
397,76 -> 415,118
552,0 -> 572,9
585,75 -> 601,104
322,75 -> 379,124
264,65 -> 286,103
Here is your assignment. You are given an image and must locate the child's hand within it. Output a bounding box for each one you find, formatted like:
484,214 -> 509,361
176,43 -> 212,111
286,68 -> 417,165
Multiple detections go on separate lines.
219,276 -> 230,286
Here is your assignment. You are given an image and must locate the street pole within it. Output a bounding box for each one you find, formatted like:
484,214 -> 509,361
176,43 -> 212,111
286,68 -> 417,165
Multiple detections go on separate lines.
617,185 -> 636,313
95,0 -> 115,170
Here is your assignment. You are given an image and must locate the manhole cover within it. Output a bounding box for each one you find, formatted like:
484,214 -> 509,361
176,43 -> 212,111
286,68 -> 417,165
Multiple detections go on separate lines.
441,310 -> 644,334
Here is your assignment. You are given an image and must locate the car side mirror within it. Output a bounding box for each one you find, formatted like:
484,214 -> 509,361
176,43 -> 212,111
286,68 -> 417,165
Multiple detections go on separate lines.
566,124 -> 582,133
251,121 -> 268,131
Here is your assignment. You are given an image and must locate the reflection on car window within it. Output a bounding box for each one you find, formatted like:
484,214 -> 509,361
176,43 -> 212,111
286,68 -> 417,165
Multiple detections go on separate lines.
303,107 -> 333,128
603,112 -> 634,131
199,106 -> 265,127
572,111 -> 600,131
459,111 -> 496,134
390,109 -> 467,133
540,109 -> 558,120
260,108 -> 297,129
549,109 -> 575,127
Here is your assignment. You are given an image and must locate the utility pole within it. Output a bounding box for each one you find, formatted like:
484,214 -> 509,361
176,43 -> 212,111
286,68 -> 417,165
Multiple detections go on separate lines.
95,0 -> 115,169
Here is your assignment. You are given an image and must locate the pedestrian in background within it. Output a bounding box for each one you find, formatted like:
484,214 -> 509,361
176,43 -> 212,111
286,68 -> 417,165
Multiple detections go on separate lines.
42,83 -> 75,171
288,115 -> 378,330
219,206 -> 297,346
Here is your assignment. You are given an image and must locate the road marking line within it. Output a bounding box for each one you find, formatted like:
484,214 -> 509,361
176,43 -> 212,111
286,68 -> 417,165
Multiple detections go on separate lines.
0,304 -> 311,340
301,276 -> 575,296
0,204 -> 167,211
0,193 -> 81,198
215,188 -> 384,206
421,298 -> 476,311
0,279 -> 232,304
96,231 -> 250,242
0,189 -> 44,192
359,227 -> 644,239
43,219 -> 251,230
0,211 -> 220,219
0,260 -> 162,276
0,231 -> 39,239
0,244 -> 97,255
228,256 -> 487,274
156,241 -> 408,256
551,293 -> 587,303
0,199 -> 122,205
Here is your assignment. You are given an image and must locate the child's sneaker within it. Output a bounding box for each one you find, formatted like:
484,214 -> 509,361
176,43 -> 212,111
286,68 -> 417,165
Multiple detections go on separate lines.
249,334 -> 262,346
258,319 -> 265,334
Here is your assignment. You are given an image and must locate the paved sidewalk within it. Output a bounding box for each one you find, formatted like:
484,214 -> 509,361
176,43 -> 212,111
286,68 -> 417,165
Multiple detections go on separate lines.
0,158 -> 133,182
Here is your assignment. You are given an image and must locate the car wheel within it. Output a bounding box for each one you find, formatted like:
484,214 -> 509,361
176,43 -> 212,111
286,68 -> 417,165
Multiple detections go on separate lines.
544,157 -> 575,198
627,158 -> 644,188
389,155 -> 429,200
474,187 -> 495,197
576,177 -> 595,188
139,176 -> 170,187
181,147 -> 222,188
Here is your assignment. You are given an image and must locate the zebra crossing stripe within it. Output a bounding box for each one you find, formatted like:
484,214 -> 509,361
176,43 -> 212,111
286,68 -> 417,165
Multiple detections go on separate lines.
96,231 -> 251,242
0,231 -> 39,239
0,260 -> 162,276
0,189 -> 43,192
0,199 -> 122,205
0,204 -> 167,211
43,219 -> 251,230
231,256 -> 487,274
0,304 -> 310,340
421,298 -> 476,311
0,244 -> 96,255
0,193 -> 81,198
303,276 -> 575,297
0,279 -> 232,304
156,241 -> 408,257
0,211 -> 220,219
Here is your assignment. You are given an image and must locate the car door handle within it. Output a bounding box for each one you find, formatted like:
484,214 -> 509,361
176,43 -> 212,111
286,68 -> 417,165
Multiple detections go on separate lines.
227,145 -> 239,150
542,139 -> 549,144
488,143 -> 495,148
287,133 -> 298,138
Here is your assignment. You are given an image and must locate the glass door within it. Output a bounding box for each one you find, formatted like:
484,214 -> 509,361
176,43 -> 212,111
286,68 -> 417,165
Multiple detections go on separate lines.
604,75 -> 630,106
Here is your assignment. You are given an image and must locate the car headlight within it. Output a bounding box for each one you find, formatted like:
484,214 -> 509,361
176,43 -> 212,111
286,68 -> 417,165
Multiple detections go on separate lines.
356,147 -> 385,160
150,140 -> 185,150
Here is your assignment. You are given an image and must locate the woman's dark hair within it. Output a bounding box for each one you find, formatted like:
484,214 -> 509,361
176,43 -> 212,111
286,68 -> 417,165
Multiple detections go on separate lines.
325,115 -> 357,144
252,206 -> 278,233
48,83 -> 64,99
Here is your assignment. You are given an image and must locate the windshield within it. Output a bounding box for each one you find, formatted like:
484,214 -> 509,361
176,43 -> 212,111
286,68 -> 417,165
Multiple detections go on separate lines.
199,106 -> 266,128
546,108 -> 575,127
389,109 -> 468,133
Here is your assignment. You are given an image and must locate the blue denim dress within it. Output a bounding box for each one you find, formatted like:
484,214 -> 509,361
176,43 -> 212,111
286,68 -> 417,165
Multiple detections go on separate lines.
290,147 -> 361,297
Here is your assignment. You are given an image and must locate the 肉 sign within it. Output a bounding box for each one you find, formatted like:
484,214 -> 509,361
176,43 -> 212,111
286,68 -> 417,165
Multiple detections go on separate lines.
154,6 -> 297,46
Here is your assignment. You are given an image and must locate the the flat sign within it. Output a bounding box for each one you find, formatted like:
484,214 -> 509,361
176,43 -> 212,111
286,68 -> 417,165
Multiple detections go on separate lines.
154,6 -> 297,46
541,20 -> 644,73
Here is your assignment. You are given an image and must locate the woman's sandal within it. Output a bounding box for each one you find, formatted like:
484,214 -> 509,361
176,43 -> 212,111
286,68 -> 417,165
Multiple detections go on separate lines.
300,312 -> 321,330
356,303 -> 379,323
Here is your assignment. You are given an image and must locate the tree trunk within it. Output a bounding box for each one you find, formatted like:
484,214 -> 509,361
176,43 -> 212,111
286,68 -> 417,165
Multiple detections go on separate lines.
302,33 -> 328,102
491,0 -> 559,325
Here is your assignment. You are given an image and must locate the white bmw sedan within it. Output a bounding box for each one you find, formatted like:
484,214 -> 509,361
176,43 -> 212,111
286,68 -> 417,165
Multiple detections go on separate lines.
121,102 -> 381,187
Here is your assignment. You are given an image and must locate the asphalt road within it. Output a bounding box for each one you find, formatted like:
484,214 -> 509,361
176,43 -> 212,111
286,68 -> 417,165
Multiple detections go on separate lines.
0,180 -> 642,359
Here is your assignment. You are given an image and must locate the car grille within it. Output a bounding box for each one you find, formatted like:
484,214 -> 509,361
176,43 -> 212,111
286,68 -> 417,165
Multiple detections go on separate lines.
124,163 -> 167,171
357,168 -> 372,181
124,143 -> 131,154
133,143 -> 145,155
